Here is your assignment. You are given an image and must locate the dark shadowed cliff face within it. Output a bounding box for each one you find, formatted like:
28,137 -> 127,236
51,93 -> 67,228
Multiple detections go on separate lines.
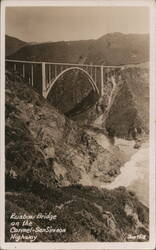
47,70 -> 98,115
5,72 -> 149,242
105,67 -> 149,138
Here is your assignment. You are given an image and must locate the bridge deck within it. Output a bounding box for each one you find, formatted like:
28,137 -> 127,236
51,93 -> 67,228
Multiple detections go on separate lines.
5,59 -> 122,68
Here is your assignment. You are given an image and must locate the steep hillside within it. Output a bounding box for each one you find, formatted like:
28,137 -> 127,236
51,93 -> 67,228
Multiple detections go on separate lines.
5,35 -> 27,57
8,33 -> 149,65
5,72 -> 149,242
86,33 -> 149,65
5,71 -> 124,189
6,186 -> 149,242
8,39 -> 93,63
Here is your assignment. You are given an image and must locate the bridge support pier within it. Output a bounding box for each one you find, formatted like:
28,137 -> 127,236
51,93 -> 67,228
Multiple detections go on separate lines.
101,66 -> 104,96
42,62 -> 47,98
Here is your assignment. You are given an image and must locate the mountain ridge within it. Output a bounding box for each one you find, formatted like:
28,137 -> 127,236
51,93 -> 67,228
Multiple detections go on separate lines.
7,33 -> 149,66
5,35 -> 27,57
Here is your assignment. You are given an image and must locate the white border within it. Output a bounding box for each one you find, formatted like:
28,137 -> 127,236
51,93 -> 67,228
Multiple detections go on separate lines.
0,0 -> 156,249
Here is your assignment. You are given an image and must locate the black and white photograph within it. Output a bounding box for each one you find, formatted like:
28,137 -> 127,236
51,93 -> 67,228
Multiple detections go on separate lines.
0,0 -> 156,249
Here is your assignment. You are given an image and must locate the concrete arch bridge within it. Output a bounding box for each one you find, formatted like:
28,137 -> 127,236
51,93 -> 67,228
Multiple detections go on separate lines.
6,59 -> 122,98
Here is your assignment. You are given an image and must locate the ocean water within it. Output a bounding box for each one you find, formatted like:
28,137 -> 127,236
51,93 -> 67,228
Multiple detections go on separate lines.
87,130 -> 149,207
103,140 -> 149,207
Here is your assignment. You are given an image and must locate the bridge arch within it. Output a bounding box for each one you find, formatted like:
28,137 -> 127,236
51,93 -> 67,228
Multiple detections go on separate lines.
45,66 -> 100,98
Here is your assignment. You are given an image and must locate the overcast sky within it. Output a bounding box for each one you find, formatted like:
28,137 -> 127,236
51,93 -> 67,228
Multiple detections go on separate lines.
6,6 -> 149,43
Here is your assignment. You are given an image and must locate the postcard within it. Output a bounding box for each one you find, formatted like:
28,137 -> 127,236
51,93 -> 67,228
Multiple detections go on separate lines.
0,0 -> 156,249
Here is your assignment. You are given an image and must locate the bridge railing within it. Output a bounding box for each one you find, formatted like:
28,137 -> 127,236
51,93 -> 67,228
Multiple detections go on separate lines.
6,59 -> 43,95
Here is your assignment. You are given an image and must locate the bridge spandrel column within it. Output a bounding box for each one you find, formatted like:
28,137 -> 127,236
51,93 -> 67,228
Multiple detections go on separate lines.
31,64 -> 34,87
100,66 -> 104,96
22,64 -> 25,78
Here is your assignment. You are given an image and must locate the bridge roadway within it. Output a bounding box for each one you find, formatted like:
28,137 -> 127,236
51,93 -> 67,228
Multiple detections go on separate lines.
6,59 -> 123,98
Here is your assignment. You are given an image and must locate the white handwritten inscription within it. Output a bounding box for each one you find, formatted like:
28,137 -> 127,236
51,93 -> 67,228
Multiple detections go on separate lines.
9,212 -> 66,242
10,212 -> 57,221
127,234 -> 147,240
10,234 -> 38,242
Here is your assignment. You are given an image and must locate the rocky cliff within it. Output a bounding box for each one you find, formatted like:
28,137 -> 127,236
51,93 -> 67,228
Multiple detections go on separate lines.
6,72 -> 124,188
60,65 -> 149,142
5,71 -> 149,242
105,66 -> 149,138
